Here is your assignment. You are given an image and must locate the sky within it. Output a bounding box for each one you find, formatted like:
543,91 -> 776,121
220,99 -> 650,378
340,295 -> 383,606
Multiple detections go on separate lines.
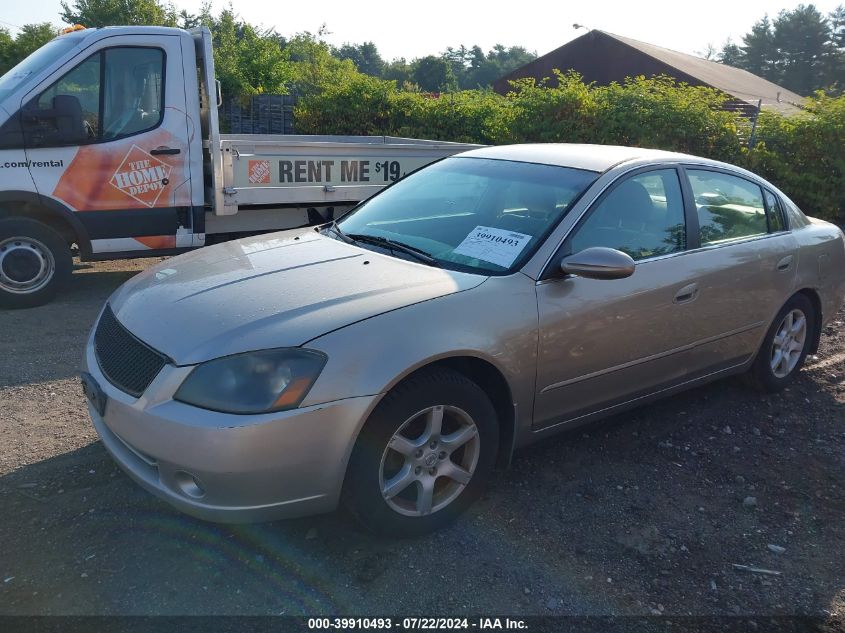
1,0 -> 843,61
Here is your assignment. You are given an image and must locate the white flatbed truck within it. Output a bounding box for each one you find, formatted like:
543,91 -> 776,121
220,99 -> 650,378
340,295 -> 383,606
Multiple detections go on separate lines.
0,25 -> 478,307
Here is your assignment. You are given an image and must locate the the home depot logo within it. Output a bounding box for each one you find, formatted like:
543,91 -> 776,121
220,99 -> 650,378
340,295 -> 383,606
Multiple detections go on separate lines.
248,160 -> 271,184
110,145 -> 172,207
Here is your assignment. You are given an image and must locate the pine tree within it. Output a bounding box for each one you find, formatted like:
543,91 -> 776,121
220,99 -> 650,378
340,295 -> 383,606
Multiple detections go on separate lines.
741,16 -> 778,80
718,39 -> 744,67
772,4 -> 835,94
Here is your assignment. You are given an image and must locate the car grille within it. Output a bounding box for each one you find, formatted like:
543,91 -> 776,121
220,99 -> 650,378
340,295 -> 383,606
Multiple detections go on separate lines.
94,304 -> 168,397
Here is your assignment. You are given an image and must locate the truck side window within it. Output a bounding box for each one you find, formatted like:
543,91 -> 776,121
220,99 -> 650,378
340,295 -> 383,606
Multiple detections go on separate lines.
23,47 -> 164,148
102,48 -> 164,140
31,54 -> 101,146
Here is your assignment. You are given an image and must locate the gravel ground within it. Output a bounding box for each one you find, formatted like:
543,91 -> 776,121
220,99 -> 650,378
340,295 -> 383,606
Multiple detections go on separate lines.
0,258 -> 843,621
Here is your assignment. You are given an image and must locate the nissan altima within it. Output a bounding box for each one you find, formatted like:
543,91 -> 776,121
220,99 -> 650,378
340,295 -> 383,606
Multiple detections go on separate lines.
82,144 -> 845,536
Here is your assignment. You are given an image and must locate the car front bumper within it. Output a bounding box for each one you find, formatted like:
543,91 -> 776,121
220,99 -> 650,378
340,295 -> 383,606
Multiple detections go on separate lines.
83,338 -> 378,523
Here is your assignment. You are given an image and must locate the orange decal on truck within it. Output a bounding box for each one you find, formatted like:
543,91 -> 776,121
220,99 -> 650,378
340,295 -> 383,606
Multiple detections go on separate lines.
53,130 -> 188,211
110,145 -> 172,207
135,235 -> 177,249
248,160 -> 271,184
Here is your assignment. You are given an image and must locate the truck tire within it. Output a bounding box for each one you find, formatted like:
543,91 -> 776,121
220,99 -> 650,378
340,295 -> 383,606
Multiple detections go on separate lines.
0,217 -> 72,309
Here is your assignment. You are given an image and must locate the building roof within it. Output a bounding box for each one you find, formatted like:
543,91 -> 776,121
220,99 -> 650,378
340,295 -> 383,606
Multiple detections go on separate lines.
496,30 -> 805,115
602,32 -> 804,113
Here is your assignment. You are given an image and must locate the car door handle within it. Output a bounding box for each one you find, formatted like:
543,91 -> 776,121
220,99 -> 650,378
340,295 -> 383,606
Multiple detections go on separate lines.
776,255 -> 794,271
673,283 -> 699,304
150,146 -> 180,155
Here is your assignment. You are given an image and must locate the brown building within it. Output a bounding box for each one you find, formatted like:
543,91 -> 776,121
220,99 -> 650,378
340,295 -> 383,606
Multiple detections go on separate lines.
493,30 -> 804,115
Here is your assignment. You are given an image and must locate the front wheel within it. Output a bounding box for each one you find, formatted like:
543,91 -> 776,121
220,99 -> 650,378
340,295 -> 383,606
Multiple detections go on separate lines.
343,368 -> 499,537
0,218 -> 72,309
749,293 -> 816,391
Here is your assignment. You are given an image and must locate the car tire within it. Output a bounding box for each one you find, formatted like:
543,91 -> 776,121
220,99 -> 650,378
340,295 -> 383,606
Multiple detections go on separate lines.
0,217 -> 72,309
749,293 -> 816,392
343,367 -> 499,537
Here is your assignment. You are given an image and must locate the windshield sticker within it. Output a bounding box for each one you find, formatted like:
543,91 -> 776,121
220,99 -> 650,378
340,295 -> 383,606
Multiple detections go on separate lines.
452,226 -> 532,268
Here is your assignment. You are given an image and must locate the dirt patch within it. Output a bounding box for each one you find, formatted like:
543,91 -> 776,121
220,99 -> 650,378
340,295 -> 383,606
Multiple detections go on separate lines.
0,259 -> 843,618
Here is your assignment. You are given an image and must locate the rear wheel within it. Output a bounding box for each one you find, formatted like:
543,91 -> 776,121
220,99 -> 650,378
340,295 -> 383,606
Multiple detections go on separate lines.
749,294 -> 815,392
0,218 -> 72,309
343,368 -> 498,537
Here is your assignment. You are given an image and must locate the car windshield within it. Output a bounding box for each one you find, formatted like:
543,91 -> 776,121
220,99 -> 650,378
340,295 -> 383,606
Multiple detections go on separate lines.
0,37 -> 81,104
336,157 -> 597,274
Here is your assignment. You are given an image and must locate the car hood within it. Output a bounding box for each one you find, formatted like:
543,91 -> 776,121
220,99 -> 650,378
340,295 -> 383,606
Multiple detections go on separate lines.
109,228 -> 486,365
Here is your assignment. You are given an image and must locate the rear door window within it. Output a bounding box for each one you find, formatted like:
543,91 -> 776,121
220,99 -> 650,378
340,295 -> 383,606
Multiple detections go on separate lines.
687,170 -> 768,246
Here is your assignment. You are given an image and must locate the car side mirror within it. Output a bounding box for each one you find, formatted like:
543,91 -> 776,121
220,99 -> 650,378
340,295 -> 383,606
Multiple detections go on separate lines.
560,247 -> 636,280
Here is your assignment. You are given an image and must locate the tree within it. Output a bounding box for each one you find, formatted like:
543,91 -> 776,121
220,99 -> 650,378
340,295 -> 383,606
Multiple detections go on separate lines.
0,23 -> 58,75
726,5 -> 842,94
443,45 -> 472,80
440,44 -> 536,89
463,45 -> 535,88
832,5 -> 845,48
411,55 -> 456,92
285,31 -> 359,96
718,39 -> 744,67
741,16 -> 777,78
697,43 -> 717,60
0,28 -> 16,75
829,5 -> 845,89
60,0 -> 178,27
382,58 -> 413,86
210,9 -> 292,98
13,23 -> 57,58
332,42 -> 384,76
772,4 -> 835,94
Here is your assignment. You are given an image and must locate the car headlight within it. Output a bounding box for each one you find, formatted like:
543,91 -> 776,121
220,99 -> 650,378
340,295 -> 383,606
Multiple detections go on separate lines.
174,349 -> 327,414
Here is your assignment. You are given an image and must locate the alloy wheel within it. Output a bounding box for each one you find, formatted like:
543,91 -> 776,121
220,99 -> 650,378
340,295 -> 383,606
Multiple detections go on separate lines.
770,308 -> 807,378
379,405 -> 481,517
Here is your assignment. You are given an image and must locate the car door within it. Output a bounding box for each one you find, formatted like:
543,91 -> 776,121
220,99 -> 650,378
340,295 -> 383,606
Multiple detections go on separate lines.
21,34 -> 195,256
676,167 -> 798,372
533,167 -> 705,429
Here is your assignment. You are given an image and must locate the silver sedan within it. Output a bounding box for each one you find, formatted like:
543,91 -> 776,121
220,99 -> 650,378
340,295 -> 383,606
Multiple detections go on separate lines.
82,144 -> 845,536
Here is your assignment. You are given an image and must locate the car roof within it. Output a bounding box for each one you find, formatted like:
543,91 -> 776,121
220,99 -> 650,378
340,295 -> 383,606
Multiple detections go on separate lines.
458,143 -> 702,172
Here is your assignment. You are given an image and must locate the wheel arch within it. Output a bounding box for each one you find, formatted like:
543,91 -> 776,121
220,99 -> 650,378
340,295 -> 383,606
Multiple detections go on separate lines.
381,354 -> 518,469
0,191 -> 91,259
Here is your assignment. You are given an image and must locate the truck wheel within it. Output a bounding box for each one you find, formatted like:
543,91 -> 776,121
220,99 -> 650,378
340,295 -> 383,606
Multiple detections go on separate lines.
0,217 -> 72,309
343,368 -> 499,537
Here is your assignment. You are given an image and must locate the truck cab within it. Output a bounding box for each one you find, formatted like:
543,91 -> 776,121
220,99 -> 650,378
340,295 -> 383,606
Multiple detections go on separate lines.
0,26 -> 475,308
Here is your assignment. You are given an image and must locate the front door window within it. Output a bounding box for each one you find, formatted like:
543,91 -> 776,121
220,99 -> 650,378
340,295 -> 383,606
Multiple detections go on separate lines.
24,47 -> 164,148
568,168 -> 687,260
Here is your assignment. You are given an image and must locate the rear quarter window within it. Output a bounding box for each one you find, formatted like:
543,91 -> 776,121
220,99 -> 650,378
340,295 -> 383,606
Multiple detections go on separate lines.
764,190 -> 787,232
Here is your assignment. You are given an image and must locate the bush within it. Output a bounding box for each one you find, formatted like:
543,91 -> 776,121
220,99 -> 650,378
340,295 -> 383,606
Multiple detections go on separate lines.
504,72 -> 598,143
742,93 -> 845,221
295,73 -> 845,223
593,76 -> 743,162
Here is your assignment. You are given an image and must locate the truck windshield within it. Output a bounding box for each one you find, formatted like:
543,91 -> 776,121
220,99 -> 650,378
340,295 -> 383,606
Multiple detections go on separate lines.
0,37 -> 81,104
336,157 -> 597,275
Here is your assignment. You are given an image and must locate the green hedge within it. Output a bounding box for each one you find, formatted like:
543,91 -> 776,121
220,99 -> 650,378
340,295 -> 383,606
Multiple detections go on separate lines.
295,72 -> 845,223
744,95 -> 845,223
